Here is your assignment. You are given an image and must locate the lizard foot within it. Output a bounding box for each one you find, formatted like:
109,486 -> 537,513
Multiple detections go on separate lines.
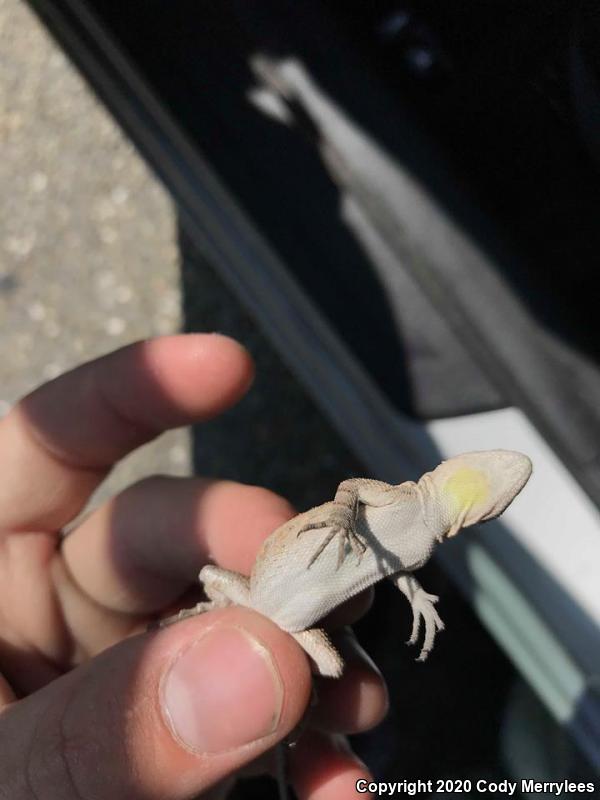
297,507 -> 366,568
406,590 -> 445,661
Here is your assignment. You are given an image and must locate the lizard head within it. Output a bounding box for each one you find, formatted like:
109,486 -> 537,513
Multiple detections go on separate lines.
419,449 -> 532,538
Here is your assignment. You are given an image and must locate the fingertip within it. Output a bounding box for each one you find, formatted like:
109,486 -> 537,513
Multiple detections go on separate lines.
0,672 -> 16,708
180,333 -> 256,407
122,333 -> 255,422
313,630 -> 389,734
201,483 -> 296,574
290,732 -> 374,800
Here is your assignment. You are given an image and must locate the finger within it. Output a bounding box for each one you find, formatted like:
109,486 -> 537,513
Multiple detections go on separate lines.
0,607 -> 311,800
59,477 -> 295,617
0,671 -> 16,708
0,334 -> 254,532
7,478 -> 374,677
60,473 -> 372,622
55,479 -> 376,662
290,732 -> 374,800
311,629 -> 388,735
50,480 -> 295,660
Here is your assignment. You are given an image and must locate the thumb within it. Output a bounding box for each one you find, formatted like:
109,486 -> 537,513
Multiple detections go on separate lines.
0,607 -> 312,799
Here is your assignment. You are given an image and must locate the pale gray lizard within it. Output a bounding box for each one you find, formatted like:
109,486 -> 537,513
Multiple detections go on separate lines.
163,449 -> 532,675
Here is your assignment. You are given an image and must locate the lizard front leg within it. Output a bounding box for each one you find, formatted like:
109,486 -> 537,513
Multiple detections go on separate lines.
298,478 -> 415,568
391,573 -> 445,661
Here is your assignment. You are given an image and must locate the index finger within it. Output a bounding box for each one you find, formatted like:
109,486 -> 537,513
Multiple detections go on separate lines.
0,334 -> 254,533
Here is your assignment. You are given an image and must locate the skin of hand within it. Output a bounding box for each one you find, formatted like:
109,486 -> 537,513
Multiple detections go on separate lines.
0,333 -> 387,800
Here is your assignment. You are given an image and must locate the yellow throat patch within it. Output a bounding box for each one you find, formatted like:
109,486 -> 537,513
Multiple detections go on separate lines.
443,466 -> 489,513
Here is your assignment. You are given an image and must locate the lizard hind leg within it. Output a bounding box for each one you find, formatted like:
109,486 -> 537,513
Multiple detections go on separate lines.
198,565 -> 251,607
158,566 -> 250,628
292,628 -> 344,678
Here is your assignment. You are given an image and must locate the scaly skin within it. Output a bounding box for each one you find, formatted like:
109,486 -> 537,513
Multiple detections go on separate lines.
163,450 -> 532,676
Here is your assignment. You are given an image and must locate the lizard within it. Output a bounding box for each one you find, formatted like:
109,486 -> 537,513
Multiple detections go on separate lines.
161,449 -> 532,675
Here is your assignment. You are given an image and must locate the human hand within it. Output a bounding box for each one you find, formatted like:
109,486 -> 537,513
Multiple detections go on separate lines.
0,334 -> 387,799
